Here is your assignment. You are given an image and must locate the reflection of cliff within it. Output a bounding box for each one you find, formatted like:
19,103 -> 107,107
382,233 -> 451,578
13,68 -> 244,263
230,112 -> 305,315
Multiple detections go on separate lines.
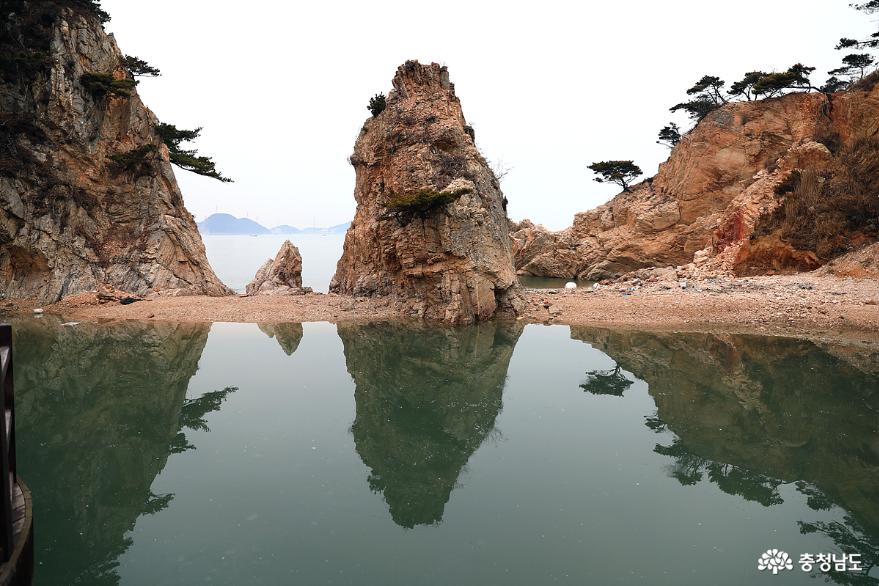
258,323 -> 303,355
13,319 -> 230,585
339,321 -> 523,528
571,328 -> 879,536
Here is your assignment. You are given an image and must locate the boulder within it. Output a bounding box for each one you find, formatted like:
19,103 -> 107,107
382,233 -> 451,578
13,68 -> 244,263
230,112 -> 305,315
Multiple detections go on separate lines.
246,240 -> 310,296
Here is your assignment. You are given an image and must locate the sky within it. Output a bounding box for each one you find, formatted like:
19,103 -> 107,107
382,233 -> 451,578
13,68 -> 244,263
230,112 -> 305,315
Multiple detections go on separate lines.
101,0 -> 874,230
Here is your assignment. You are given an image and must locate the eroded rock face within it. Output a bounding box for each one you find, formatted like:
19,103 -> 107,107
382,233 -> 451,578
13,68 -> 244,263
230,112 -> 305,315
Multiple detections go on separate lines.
513,83 -> 879,280
245,240 -> 309,296
817,242 -> 879,279
330,61 -> 521,324
0,4 -> 230,303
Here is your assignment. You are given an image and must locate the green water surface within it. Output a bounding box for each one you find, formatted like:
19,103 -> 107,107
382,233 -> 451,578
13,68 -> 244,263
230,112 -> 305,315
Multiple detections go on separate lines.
7,318 -> 879,585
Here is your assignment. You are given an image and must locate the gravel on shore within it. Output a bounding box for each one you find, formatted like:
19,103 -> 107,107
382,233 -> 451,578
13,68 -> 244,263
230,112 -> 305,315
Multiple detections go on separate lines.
2,273 -> 877,346
522,273 -> 879,345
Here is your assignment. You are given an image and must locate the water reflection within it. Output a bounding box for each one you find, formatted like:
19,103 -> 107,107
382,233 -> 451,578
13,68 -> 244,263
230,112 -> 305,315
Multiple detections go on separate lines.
257,322 -> 303,355
12,318 -> 233,585
580,363 -> 633,396
5,317 -> 878,584
573,327 -> 879,584
338,321 -> 523,528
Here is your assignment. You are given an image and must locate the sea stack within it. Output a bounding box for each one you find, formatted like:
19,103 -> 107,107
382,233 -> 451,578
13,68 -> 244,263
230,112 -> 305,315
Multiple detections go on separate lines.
330,61 -> 521,324
245,240 -> 310,295
0,3 -> 230,303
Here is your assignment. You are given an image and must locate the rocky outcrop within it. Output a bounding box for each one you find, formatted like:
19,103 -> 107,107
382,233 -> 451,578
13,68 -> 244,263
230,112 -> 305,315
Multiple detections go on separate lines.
817,241 -> 879,278
514,82 -> 879,281
245,240 -> 310,296
0,2 -> 230,303
330,61 -> 521,324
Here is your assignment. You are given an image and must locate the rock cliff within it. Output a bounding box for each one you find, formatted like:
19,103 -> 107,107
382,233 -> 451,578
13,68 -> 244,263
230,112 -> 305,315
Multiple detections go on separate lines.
245,240 -> 309,295
0,2 -> 230,302
330,61 -> 520,324
514,79 -> 879,281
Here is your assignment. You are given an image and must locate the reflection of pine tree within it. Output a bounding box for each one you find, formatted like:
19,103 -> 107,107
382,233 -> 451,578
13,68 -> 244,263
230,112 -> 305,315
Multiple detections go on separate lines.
580,365 -> 633,397
170,386 -> 237,454
653,437 -> 784,506
799,513 -> 878,585
180,387 -> 237,432
795,481 -> 835,512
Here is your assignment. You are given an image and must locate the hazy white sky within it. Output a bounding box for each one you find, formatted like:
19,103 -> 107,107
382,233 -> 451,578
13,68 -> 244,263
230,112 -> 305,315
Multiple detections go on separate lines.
102,0 -> 872,230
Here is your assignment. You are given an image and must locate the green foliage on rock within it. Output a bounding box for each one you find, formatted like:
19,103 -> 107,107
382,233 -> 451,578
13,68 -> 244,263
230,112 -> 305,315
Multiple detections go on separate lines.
108,144 -> 158,172
587,160 -> 643,192
122,55 -> 160,77
751,64 -> 816,96
657,123 -> 681,148
81,72 -> 136,98
830,2 -> 879,86
0,49 -> 50,79
383,187 -> 471,222
729,71 -> 768,101
820,76 -> 848,94
67,0 -> 111,23
367,93 -> 387,117
155,123 -> 232,183
671,75 -> 727,121
830,54 -> 876,81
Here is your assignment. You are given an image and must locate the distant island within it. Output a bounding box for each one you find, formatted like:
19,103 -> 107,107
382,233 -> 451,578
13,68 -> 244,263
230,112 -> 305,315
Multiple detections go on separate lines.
198,213 -> 350,236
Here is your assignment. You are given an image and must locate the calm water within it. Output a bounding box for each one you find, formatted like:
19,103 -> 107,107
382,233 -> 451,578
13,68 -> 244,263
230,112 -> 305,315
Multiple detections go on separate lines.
8,317 -> 879,585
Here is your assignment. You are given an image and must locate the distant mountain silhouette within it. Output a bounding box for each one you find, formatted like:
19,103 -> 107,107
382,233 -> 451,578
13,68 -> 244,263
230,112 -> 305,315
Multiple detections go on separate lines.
198,213 -> 270,235
198,213 -> 349,235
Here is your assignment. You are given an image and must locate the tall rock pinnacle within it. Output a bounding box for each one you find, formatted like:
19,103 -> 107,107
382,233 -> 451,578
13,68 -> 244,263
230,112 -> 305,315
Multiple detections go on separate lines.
330,61 -> 521,324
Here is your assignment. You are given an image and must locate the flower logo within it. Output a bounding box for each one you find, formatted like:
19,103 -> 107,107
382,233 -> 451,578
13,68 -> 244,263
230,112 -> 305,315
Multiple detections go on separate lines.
758,549 -> 794,574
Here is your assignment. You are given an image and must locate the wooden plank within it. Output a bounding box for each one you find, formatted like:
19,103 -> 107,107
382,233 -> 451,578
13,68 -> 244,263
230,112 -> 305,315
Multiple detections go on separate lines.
0,349 -> 7,386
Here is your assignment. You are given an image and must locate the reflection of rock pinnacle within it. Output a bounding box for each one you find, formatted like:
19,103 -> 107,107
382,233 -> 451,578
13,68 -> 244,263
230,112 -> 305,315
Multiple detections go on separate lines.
339,321 -> 523,527
258,323 -> 304,355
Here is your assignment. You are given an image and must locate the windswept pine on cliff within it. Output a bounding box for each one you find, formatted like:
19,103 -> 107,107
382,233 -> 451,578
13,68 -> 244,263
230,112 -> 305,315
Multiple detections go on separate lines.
512,75 -> 879,280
